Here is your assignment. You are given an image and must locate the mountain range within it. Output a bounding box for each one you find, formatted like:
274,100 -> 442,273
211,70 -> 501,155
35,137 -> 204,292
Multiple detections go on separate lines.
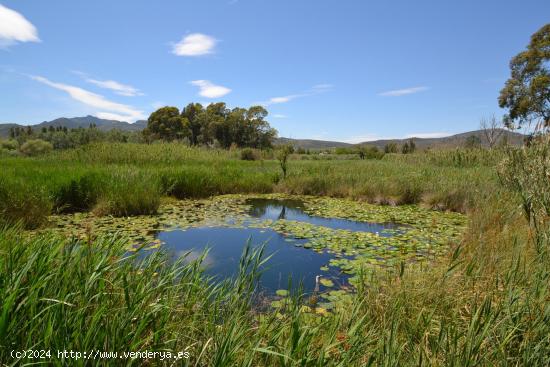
0,116 -> 525,149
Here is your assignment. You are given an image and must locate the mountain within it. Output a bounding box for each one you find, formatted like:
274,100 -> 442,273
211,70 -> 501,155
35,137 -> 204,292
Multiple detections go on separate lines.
356,129 -> 525,150
0,115 -> 147,136
275,137 -> 353,149
0,116 -> 525,150
277,130 -> 524,150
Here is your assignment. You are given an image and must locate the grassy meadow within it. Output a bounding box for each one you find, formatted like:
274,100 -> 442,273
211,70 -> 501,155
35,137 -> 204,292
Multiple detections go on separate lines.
1,141 -> 549,366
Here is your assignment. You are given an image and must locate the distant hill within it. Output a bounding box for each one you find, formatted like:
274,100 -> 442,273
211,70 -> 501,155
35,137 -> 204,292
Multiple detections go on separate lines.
0,116 -> 525,150
275,137 -> 353,149
0,115 -> 147,137
356,129 -> 524,150
277,129 -> 525,150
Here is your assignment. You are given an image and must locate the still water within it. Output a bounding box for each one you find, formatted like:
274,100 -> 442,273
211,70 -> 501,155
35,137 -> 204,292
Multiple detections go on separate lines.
155,199 -> 399,294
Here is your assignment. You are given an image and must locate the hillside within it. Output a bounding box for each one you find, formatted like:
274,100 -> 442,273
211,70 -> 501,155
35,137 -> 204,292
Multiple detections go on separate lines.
275,137 -> 353,149
357,129 -> 525,150
0,116 -> 146,137
1,116 -> 524,150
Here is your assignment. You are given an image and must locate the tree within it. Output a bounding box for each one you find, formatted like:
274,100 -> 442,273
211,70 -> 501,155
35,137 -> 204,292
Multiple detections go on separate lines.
144,106 -> 190,141
499,24 -> 550,129
181,103 -> 204,145
384,143 -> 398,153
277,144 -> 293,179
401,139 -> 416,154
480,115 -> 504,149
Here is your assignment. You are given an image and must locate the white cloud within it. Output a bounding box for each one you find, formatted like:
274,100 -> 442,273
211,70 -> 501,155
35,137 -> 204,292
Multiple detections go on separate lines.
272,114 -> 287,119
0,4 -> 40,47
190,80 -> 231,98
85,77 -> 143,97
30,75 -> 145,122
173,33 -> 216,56
258,84 -> 333,106
73,71 -> 143,96
268,95 -> 296,104
379,86 -> 429,97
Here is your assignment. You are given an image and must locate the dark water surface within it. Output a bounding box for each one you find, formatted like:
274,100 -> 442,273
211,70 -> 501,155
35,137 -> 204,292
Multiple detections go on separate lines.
158,227 -> 348,294
246,198 -> 399,234
155,199 -> 398,294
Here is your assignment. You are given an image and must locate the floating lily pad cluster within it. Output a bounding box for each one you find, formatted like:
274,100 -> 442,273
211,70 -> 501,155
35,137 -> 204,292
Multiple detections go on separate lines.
38,193 -> 466,305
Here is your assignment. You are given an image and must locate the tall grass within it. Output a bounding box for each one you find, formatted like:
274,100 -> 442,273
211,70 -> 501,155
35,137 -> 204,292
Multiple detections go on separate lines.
0,143 -> 499,228
1,185 -> 549,365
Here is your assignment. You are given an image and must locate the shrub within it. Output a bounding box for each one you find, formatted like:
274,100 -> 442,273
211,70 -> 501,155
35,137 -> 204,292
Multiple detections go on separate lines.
19,139 -> 53,156
0,139 -> 18,150
240,148 -> 257,161
397,183 -> 423,204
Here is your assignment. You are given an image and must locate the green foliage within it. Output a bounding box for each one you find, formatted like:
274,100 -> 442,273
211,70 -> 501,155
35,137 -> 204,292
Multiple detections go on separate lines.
158,166 -> 274,199
181,102 -> 204,145
0,139 -> 18,151
401,139 -> 416,154
0,176 -> 51,229
335,146 -> 384,160
53,173 -> 103,213
146,103 -> 277,149
144,106 -> 190,141
359,145 -> 384,159
240,148 -> 257,161
499,23 -> 550,128
19,139 -> 53,156
499,136 -> 550,253
94,171 -> 160,216
277,144 -> 294,179
384,142 -> 398,153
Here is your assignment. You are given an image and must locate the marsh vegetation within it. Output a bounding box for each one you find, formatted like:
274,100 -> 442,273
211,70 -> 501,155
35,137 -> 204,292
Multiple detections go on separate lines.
1,22 -> 550,367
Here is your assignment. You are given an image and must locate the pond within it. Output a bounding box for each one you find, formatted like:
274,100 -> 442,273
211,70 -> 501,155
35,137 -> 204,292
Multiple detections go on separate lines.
47,194 -> 467,298
246,198 -> 401,234
154,198 -> 400,294
157,226 -> 351,294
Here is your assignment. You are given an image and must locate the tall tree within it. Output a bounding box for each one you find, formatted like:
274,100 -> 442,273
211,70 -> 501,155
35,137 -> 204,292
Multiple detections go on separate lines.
499,24 -> 550,130
181,103 -> 204,145
144,106 -> 190,141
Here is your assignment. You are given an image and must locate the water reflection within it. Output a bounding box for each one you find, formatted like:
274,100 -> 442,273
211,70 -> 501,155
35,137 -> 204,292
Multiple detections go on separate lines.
246,198 -> 400,235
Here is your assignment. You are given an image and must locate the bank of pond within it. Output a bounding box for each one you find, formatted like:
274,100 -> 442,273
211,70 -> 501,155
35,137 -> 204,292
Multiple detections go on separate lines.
36,194 -> 466,310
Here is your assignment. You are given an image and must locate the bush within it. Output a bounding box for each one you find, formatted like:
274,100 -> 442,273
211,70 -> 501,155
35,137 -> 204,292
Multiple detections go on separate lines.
19,139 -> 53,156
240,148 -> 257,161
0,139 -> 18,150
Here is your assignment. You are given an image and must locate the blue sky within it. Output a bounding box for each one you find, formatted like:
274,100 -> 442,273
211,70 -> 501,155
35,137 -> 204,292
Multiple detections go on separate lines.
0,0 -> 548,142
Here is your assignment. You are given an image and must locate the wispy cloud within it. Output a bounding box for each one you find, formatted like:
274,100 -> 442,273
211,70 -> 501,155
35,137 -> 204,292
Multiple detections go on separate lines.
190,80 -> 231,98
379,86 -> 429,97
73,71 -> 143,97
30,75 -> 145,122
173,33 -> 217,56
272,114 -> 287,119
257,84 -> 333,106
0,4 -> 40,48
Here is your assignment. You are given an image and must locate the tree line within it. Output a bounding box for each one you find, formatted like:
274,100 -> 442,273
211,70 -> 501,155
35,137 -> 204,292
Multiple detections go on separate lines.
144,103 -> 277,149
